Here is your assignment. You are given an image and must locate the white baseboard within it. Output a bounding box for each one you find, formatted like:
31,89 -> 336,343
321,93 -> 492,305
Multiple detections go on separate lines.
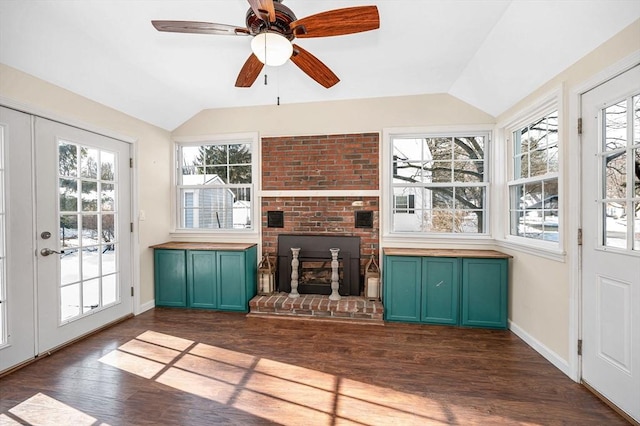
136,300 -> 155,315
509,320 -> 574,380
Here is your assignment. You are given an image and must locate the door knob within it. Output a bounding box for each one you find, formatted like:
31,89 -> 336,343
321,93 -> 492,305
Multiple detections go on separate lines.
40,248 -> 62,256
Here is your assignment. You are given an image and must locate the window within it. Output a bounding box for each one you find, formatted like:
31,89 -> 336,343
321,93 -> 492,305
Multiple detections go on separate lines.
508,109 -> 559,242
391,134 -> 489,234
177,138 -> 254,230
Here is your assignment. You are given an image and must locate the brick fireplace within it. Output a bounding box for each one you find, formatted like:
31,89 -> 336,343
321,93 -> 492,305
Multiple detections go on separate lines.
261,133 -> 380,295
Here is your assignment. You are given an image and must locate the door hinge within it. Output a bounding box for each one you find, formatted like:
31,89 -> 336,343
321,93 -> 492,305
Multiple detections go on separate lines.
130,158 -> 133,168
577,228 -> 583,246
130,222 -> 134,233
577,117 -> 583,135
577,339 -> 583,356
130,287 -> 134,297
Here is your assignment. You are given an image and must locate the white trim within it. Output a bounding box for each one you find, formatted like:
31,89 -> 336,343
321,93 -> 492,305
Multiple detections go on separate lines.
172,132 -> 260,233
260,190 -> 380,197
381,126 -> 492,241
568,50 -> 640,384
0,96 -> 136,144
130,142 -> 141,315
495,85 -> 564,257
509,320 -> 574,380
496,239 -> 566,262
138,299 -> 155,314
0,98 -> 142,319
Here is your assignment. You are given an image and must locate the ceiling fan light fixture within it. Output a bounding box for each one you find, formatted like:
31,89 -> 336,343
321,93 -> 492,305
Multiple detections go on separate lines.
251,32 -> 292,66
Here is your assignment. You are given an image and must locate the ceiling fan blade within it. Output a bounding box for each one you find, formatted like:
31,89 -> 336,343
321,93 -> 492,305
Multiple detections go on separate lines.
152,20 -> 249,36
235,54 -> 264,87
290,6 -> 379,38
290,44 -> 339,88
247,0 -> 276,23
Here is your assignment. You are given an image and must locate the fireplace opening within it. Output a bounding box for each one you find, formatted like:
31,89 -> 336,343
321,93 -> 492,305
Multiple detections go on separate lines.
277,235 -> 360,296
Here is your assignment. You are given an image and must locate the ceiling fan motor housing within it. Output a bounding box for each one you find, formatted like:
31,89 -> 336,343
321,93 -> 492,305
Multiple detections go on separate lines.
246,2 -> 297,40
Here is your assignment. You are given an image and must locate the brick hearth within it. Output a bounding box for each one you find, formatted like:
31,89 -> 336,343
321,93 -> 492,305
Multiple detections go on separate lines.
248,293 -> 384,323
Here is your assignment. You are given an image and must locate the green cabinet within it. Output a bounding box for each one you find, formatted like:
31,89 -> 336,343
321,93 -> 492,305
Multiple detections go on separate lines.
153,242 -> 257,313
154,249 -> 187,307
461,258 -> 508,328
383,249 -> 510,329
384,256 -> 422,322
422,258 -> 459,325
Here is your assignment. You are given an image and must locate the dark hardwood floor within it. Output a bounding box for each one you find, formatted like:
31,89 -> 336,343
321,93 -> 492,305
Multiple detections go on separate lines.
0,308 -> 629,425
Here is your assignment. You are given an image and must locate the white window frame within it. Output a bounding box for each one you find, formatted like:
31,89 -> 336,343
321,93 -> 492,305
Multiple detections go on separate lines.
171,133 -> 259,237
382,125 -> 494,240
497,88 -> 565,259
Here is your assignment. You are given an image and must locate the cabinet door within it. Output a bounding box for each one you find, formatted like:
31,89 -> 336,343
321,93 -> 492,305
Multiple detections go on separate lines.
217,251 -> 247,312
461,258 -> 508,329
188,250 -> 217,309
154,249 -> 187,307
383,256 -> 421,322
422,258 -> 459,325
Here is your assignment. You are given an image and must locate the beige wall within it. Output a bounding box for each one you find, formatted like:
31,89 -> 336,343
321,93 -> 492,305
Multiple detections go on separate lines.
173,93 -> 495,137
0,64 -> 172,305
495,19 -> 640,363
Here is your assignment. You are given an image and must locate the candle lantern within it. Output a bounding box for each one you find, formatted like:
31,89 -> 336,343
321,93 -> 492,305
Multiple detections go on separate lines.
258,254 -> 275,295
364,253 -> 380,300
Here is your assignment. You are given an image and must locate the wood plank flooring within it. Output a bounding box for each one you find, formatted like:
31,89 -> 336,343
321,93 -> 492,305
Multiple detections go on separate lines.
0,308 -> 629,425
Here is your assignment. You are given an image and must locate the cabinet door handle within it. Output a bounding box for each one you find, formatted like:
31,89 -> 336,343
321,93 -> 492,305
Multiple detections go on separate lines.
436,280 -> 444,287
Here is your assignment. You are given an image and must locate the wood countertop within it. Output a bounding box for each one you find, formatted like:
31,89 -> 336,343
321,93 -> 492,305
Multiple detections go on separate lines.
150,242 -> 257,251
383,248 -> 512,258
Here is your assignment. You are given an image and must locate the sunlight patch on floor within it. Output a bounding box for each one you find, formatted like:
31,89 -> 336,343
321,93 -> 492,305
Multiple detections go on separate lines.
5,393 -> 109,426
98,348 -> 165,379
95,330 -> 531,425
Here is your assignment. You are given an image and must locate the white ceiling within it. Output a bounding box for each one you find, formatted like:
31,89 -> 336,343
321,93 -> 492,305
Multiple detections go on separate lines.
1,1 -> 639,131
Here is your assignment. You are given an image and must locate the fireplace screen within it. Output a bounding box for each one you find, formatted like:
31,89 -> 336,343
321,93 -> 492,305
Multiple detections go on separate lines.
299,259 -> 343,286
277,235 -> 361,296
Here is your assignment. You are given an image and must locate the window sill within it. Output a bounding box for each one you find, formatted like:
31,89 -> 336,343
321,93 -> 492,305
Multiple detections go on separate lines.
382,232 -> 494,248
496,237 -> 566,262
170,229 -> 260,243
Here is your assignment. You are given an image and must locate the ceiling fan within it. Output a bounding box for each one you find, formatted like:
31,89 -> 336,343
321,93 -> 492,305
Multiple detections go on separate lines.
152,0 -> 380,88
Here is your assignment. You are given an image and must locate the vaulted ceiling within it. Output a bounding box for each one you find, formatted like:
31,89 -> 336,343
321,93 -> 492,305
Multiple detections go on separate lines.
1,1 -> 639,130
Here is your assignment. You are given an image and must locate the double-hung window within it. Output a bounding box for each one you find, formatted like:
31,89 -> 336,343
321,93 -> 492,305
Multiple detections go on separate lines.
508,109 -> 559,243
176,136 -> 255,230
391,133 -> 489,234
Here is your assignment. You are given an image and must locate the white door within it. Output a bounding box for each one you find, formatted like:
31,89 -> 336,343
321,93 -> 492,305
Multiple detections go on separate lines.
35,118 -> 133,353
0,107 -> 36,372
581,64 -> 640,422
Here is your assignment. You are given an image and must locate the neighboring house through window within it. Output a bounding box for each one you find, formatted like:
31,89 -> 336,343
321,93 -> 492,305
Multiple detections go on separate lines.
390,133 -> 489,234
176,135 -> 255,230
508,109 -> 560,243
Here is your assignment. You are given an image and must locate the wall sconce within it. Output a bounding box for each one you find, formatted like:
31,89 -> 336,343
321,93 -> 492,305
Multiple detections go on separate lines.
258,254 -> 276,295
364,253 -> 380,300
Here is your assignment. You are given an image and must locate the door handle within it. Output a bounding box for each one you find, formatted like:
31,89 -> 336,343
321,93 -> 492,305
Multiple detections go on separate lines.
40,248 -> 62,256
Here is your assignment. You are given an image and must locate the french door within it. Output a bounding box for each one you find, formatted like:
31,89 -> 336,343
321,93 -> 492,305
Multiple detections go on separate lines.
0,107 -> 36,372
35,118 -> 133,353
0,108 -> 133,372
581,64 -> 640,422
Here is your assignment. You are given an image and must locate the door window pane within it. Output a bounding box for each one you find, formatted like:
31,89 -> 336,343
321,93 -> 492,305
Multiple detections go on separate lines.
58,141 -> 120,322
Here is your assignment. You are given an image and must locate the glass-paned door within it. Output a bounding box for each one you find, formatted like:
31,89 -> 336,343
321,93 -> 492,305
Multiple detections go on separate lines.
35,118 -> 132,354
581,64 -> 640,423
0,106 -> 36,373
